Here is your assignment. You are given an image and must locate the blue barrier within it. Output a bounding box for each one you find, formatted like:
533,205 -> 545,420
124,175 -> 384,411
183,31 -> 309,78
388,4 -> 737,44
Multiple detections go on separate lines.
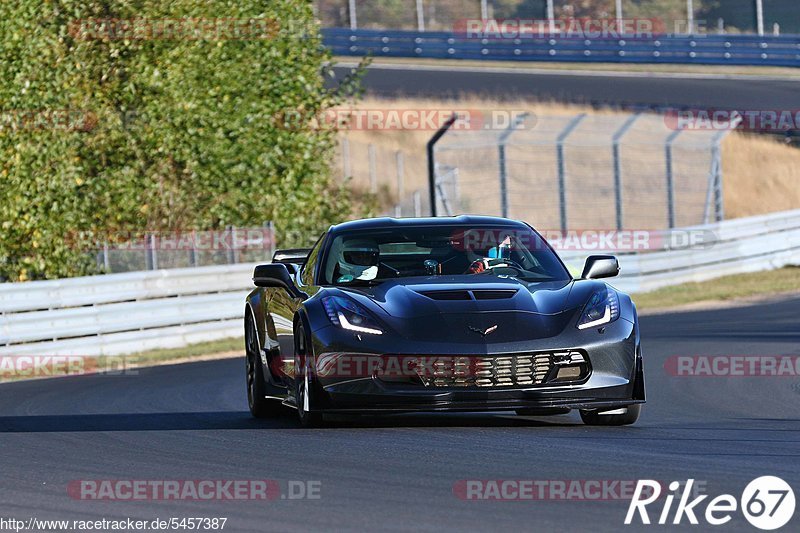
323,28 -> 800,67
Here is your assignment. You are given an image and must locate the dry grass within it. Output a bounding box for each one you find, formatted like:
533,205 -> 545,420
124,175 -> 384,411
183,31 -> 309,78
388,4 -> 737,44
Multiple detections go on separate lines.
336,96 -> 800,221
723,134 -> 800,218
633,267 -> 800,310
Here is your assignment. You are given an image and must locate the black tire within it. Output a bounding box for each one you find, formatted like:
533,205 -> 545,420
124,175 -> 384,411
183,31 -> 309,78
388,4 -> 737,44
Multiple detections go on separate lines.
579,404 -> 641,426
245,313 -> 279,418
294,323 -> 324,428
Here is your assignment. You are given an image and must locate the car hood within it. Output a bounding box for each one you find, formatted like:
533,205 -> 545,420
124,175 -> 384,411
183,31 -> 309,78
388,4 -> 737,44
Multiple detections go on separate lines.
341,276 -> 571,317
331,276 -> 605,343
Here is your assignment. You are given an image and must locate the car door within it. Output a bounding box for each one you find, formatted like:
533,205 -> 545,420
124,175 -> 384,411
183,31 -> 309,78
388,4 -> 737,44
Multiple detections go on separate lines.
265,232 -> 326,385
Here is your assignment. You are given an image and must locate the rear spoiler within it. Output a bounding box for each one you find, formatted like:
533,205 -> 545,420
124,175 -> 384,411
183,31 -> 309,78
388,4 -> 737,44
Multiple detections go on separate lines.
272,248 -> 311,265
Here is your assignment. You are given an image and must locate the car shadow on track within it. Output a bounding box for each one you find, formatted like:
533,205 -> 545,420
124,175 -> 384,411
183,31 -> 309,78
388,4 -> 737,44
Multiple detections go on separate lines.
0,410 -> 582,432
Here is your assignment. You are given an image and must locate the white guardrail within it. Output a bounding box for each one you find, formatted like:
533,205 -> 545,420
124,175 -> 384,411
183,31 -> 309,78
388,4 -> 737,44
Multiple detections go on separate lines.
2,209 -> 800,356
0,263 -> 256,357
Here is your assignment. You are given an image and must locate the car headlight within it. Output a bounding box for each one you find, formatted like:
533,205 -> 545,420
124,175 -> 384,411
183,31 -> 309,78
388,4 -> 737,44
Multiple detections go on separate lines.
322,296 -> 384,335
577,287 -> 620,330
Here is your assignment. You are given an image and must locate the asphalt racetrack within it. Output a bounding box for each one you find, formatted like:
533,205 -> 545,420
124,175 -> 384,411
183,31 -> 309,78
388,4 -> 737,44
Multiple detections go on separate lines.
331,63 -> 800,111
1,296 -> 798,532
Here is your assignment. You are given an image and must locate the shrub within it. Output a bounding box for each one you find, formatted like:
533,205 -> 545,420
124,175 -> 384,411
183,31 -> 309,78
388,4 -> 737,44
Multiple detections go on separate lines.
0,0 -> 361,281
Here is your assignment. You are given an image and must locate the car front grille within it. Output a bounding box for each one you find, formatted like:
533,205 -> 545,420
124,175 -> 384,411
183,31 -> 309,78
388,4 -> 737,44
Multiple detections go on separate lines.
412,351 -> 584,388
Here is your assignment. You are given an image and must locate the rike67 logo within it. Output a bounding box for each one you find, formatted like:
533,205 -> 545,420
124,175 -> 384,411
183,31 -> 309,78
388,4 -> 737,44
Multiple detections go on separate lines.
626,477 -> 795,530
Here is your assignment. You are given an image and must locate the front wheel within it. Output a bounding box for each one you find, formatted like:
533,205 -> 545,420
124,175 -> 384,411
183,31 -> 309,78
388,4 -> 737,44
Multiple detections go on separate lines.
294,325 -> 324,428
579,404 -> 641,426
246,314 -> 280,418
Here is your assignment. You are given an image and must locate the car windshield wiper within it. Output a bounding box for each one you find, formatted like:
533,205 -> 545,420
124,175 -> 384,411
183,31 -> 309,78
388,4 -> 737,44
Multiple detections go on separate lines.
337,279 -> 385,287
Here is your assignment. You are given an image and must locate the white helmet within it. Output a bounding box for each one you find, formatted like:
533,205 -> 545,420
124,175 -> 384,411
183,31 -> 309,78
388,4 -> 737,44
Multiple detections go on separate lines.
337,238 -> 379,281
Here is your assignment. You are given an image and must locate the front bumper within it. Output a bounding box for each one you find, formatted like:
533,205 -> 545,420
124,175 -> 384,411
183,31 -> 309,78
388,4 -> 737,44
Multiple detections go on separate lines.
306,316 -> 644,414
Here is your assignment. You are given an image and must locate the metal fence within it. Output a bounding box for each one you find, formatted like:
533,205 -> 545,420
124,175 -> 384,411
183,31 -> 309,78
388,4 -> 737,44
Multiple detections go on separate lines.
336,139 -> 404,195
317,0 -> 800,36
90,225 -> 275,274
334,138 -> 432,215
413,112 -> 735,230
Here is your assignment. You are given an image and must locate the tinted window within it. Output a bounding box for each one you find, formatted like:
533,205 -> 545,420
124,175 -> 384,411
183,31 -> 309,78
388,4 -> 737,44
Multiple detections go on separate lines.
321,225 -> 569,286
300,233 -> 326,286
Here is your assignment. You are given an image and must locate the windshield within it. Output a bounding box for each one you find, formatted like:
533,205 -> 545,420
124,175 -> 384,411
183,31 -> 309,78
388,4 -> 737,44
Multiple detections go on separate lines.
321,225 -> 570,286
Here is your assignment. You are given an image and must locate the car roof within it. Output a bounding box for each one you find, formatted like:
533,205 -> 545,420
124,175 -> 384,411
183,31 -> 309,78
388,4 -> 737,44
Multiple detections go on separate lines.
328,216 -> 530,235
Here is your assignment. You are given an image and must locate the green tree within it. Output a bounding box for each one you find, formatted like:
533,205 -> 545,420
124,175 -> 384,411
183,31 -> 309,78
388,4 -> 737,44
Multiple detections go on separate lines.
0,1 -> 361,281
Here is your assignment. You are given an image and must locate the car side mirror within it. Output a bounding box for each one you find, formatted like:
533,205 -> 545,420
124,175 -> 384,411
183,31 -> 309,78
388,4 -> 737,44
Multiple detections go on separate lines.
271,248 -> 310,276
581,255 -> 620,279
253,263 -> 306,299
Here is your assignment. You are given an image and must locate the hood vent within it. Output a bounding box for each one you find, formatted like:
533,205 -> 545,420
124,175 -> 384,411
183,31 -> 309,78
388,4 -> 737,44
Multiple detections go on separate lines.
473,290 -> 517,300
417,289 -> 518,301
418,290 -> 472,301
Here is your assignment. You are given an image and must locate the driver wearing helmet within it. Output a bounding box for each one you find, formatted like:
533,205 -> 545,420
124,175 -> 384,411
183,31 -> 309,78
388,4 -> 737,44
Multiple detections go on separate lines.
336,238 -> 380,282
467,235 -> 514,274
